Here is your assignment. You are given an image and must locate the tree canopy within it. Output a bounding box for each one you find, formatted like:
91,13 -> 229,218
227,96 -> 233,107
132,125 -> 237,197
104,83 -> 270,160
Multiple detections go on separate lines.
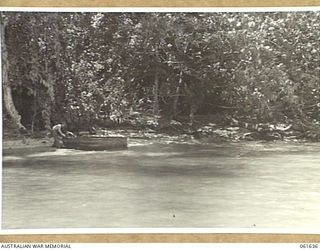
1,11 -> 319,135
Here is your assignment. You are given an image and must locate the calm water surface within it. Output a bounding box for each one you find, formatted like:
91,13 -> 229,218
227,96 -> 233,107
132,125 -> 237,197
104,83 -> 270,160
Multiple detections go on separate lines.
2,139 -> 320,229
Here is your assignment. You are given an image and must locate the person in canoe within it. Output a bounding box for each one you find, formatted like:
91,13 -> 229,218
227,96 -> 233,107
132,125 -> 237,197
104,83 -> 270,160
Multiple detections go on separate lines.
52,122 -> 76,148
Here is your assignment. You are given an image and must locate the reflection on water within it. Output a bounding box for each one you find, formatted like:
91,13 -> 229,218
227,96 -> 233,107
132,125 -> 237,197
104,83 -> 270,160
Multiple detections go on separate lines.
2,140 -> 320,229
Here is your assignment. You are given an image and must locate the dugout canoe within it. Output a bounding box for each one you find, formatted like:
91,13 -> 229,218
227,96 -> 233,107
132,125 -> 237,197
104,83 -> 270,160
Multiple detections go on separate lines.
63,136 -> 127,151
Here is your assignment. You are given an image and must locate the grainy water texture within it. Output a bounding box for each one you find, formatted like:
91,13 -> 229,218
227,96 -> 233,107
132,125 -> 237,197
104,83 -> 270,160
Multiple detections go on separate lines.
2,139 -> 320,229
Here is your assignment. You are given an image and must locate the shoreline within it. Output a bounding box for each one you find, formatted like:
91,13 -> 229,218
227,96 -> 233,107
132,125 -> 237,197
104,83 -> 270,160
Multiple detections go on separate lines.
3,137 -> 53,150
2,132 -> 315,152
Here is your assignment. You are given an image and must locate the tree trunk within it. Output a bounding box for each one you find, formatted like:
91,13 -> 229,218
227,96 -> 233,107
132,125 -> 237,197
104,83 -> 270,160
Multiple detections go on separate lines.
41,60 -> 54,130
173,69 -> 183,118
189,100 -> 196,126
41,108 -> 51,131
153,67 -> 159,116
52,14 -> 65,123
31,93 -> 37,134
184,83 -> 201,126
1,16 -> 26,131
153,45 -> 160,116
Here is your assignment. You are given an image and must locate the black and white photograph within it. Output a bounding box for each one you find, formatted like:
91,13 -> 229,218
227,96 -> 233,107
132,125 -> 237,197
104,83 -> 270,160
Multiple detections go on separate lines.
1,8 -> 320,231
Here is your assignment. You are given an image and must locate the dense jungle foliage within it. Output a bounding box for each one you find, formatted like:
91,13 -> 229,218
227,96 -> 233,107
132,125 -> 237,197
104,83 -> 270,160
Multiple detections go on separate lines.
1,11 -> 320,139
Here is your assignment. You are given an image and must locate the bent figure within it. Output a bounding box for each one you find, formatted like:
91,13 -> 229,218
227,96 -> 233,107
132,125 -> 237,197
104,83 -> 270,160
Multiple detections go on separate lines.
52,123 -> 76,148
52,123 -> 66,148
